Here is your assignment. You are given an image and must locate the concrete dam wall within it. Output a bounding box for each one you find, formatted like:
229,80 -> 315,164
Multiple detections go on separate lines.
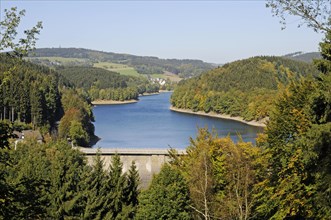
79,148 -> 186,188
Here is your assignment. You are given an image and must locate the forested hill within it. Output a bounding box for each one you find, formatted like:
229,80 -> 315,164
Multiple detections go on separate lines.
28,47 -> 215,78
171,56 -> 319,121
0,55 -> 96,147
56,66 -> 159,101
283,51 -> 321,63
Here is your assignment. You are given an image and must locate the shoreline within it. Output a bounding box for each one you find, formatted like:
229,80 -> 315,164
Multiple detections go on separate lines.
139,90 -> 172,96
91,99 -> 138,105
140,92 -> 160,96
170,106 -> 267,128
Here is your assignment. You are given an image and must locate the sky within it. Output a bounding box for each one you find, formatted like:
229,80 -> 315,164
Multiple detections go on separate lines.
0,0 -> 325,64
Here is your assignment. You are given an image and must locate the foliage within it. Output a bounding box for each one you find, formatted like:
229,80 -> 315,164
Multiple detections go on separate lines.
82,150 -> 108,219
0,7 -> 42,58
171,56 -> 318,121
266,0 -> 331,32
253,31 -> 331,217
57,66 -> 159,101
0,140 -> 141,219
136,164 -> 191,220
0,54 -> 63,129
314,29 -> 331,74
58,89 -> 95,147
122,161 -> 140,219
0,140 -> 86,219
170,128 -> 261,220
0,120 -> 14,149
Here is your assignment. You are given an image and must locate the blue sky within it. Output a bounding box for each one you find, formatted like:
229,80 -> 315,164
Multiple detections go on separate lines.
1,0 -> 324,64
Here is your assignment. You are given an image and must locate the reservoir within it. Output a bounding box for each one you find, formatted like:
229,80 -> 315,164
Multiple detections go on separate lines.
93,92 -> 263,149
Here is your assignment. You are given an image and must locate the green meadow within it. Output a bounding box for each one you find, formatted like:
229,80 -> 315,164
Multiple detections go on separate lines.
93,62 -> 140,76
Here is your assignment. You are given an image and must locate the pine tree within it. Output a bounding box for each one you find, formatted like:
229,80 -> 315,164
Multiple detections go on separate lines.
102,153 -> 127,219
82,150 -> 108,220
120,161 -> 140,219
136,164 -> 191,220
47,140 -> 86,219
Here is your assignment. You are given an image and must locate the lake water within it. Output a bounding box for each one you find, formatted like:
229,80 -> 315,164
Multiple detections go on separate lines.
93,92 -> 264,149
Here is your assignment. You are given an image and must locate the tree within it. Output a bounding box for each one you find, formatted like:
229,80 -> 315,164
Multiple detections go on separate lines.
136,164 -> 191,220
69,120 -> 89,146
253,3 -> 331,218
170,128 -> 260,220
212,138 -> 260,220
82,150 -> 108,220
314,29 -> 331,74
0,7 -> 42,58
180,129 -> 216,220
0,120 -> 14,149
102,154 -> 127,219
266,0 -> 331,32
0,6 -> 42,127
121,161 -> 140,219
46,140 -> 87,219
4,140 -> 50,219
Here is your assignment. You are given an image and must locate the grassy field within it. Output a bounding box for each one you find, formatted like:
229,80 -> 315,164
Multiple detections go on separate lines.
93,62 -> 140,77
28,56 -> 89,63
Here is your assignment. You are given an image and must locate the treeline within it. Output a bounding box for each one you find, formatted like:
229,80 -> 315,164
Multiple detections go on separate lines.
57,66 -> 159,101
89,87 -> 139,102
0,55 -> 96,147
0,138 -> 139,219
56,66 -> 129,90
0,54 -> 63,130
130,57 -> 213,78
171,56 -> 319,121
29,47 -> 214,78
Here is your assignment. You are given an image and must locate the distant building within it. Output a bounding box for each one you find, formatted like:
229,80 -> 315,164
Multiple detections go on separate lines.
14,130 -> 43,149
151,78 -> 166,86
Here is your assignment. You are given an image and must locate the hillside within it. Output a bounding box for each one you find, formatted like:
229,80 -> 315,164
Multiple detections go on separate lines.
56,66 -> 159,101
171,56 -> 319,121
0,55 -> 96,147
283,51 -> 321,63
28,47 -> 214,78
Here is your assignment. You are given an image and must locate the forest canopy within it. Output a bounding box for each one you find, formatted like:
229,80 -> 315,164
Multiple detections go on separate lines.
171,56 -> 319,121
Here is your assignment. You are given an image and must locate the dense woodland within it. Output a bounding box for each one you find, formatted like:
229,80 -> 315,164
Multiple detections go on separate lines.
29,47 -> 214,78
0,139 -> 140,219
0,54 -> 96,147
171,56 -> 319,121
56,66 -> 159,101
0,54 -> 64,129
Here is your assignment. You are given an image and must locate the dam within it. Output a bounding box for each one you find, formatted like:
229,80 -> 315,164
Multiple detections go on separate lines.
79,148 -> 187,188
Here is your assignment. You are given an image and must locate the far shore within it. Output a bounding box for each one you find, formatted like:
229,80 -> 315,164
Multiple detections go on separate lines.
139,90 -> 173,96
159,90 -> 173,93
170,106 -> 267,128
140,92 -> 159,96
91,99 -> 138,105
92,91 -> 172,105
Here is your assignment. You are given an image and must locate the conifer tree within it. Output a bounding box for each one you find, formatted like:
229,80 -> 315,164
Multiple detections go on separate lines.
136,164 -> 191,220
120,161 -> 140,219
103,153 -> 127,219
82,150 -> 108,220
47,140 -> 86,219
